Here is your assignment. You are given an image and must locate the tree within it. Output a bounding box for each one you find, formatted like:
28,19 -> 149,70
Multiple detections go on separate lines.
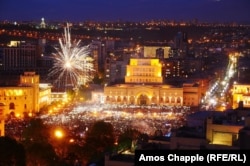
83,121 -> 115,164
25,142 -> 59,166
64,144 -> 83,166
22,118 -> 50,143
21,118 -> 59,165
0,136 -> 26,166
117,128 -> 141,153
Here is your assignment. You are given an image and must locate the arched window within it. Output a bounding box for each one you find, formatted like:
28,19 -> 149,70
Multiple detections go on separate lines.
117,96 -> 121,102
151,96 -> 156,103
9,103 -> 15,110
177,97 -> 181,103
123,96 -> 127,102
171,97 -> 175,103
138,94 -> 148,105
130,96 -> 135,104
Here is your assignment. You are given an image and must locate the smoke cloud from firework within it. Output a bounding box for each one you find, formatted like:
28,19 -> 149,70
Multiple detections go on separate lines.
48,23 -> 94,89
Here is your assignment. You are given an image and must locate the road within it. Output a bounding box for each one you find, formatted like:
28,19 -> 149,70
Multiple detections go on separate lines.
201,52 -> 239,111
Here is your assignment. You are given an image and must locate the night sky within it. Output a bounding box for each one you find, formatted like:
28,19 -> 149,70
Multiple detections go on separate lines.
0,0 -> 250,23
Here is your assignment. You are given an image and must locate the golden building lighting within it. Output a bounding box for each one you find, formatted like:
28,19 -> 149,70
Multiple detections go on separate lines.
0,72 -> 52,116
232,83 -> 250,109
104,58 -> 203,106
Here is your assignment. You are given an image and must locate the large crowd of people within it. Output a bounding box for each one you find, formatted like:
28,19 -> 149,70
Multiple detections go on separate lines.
5,103 -> 194,145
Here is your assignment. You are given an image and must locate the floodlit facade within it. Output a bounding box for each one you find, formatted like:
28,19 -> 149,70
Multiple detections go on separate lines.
206,117 -> 243,146
51,92 -> 68,102
232,84 -> 250,109
104,84 -> 183,106
125,58 -> 163,84
104,58 -> 203,106
0,72 -> 52,136
0,72 -> 51,118
0,103 -> 5,136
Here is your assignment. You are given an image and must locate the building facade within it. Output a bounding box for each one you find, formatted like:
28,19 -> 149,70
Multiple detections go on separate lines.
104,58 -> 203,106
0,72 -> 51,117
0,72 -> 52,136
0,103 -> 5,136
232,83 -> 250,109
1,41 -> 40,74
104,84 -> 183,106
125,58 -> 163,84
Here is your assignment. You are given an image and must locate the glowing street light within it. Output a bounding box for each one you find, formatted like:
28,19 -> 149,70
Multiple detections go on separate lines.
54,129 -> 64,139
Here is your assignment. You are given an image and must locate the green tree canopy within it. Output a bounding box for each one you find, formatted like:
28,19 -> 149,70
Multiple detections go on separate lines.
117,128 -> 141,153
22,118 -> 50,143
83,120 -> 115,163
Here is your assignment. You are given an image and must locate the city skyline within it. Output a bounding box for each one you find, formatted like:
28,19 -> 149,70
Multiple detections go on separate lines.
1,1 -> 250,164
0,0 -> 250,23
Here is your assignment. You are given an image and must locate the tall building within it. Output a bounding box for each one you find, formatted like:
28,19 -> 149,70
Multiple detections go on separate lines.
1,41 -> 40,74
90,41 -> 102,73
90,40 -> 112,74
104,44 -> 134,85
163,58 -> 183,78
105,58 -> 127,84
173,32 -> 189,57
174,32 -> 188,49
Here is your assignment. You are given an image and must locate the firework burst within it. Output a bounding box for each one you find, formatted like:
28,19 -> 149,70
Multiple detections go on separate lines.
48,23 -> 94,90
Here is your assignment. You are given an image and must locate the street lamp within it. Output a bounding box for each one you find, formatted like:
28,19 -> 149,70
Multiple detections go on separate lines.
54,129 -> 64,139
53,129 -> 66,160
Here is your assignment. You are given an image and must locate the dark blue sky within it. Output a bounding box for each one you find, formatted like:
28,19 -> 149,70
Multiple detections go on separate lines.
0,0 -> 250,23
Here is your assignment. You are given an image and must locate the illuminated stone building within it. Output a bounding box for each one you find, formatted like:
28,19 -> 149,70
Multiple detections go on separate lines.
0,72 -> 51,118
90,41 -> 102,74
0,103 -> 5,136
125,59 -> 163,84
232,83 -> 250,109
183,83 -> 204,106
104,58 -> 184,106
104,58 -> 205,106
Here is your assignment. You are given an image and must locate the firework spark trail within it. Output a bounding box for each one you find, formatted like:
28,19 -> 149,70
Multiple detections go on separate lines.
48,23 -> 94,89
